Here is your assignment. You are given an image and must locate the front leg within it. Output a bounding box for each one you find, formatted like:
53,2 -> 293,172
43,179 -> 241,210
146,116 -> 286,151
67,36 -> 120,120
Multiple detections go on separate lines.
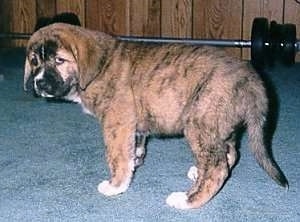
98,108 -> 136,196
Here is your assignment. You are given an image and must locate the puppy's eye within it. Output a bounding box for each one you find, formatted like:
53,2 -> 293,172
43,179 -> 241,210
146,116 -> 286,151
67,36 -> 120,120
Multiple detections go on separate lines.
55,57 -> 65,65
30,54 -> 38,66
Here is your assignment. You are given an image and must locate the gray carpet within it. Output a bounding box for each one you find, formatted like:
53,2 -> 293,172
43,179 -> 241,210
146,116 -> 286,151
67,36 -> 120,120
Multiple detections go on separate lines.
0,48 -> 299,221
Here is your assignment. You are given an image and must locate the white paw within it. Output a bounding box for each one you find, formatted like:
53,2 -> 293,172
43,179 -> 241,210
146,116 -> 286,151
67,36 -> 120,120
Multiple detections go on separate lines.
97,180 -> 129,196
166,192 -> 191,209
135,146 -> 145,157
227,151 -> 236,168
187,166 -> 198,182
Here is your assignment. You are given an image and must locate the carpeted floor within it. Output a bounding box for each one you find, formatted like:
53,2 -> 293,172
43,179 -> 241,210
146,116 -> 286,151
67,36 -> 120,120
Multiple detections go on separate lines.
0,48 -> 299,222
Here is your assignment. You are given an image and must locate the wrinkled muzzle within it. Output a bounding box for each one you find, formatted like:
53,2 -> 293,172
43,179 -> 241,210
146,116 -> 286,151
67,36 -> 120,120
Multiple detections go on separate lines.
34,67 -> 75,98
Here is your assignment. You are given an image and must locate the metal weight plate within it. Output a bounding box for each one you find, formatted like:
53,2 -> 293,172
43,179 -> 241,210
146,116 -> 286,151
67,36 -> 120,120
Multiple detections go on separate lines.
281,24 -> 296,66
52,12 -> 81,26
269,21 -> 282,65
34,17 -> 52,31
34,12 -> 81,31
251,17 -> 269,69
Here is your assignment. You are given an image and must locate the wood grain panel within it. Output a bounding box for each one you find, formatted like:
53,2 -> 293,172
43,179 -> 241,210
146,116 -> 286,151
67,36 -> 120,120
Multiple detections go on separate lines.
85,0 -> 100,30
9,0 -> 36,47
193,0 -> 242,58
56,0 -> 85,26
161,0 -> 192,38
284,0 -> 300,61
242,0 -> 284,60
86,0 -> 129,35
0,0 -> 12,33
0,0 -> 12,47
36,0 -> 56,18
129,0 -> 161,36
284,0 -> 300,25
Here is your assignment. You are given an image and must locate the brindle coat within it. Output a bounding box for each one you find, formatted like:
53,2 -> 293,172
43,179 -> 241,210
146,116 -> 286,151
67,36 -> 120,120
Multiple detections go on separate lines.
24,23 -> 288,209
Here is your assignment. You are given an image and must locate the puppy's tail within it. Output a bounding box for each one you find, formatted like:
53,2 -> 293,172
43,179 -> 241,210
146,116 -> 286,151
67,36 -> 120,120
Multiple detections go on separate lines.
246,111 -> 288,188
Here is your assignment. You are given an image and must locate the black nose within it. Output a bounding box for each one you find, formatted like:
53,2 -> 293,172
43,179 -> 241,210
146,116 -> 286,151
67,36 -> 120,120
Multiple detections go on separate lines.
36,79 -> 52,92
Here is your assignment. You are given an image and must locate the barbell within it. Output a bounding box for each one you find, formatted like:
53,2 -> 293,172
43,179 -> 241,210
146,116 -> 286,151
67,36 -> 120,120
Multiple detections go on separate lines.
0,16 -> 298,69
119,18 -> 299,69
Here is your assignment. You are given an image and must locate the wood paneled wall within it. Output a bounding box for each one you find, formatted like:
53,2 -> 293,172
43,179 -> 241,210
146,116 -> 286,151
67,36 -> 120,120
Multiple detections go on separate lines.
1,0 -> 300,60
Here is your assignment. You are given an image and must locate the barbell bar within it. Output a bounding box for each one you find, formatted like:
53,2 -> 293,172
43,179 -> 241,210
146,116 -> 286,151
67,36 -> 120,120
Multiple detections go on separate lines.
0,32 -> 31,39
0,17 -> 299,69
0,32 -> 252,47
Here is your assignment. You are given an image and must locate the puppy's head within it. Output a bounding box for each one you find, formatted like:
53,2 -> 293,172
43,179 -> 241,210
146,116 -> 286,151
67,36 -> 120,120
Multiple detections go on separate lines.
24,23 -> 115,101
24,39 -> 78,100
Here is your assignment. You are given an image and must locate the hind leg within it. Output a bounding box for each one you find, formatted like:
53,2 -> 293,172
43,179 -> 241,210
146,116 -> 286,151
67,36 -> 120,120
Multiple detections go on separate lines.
134,131 -> 147,167
226,137 -> 238,169
166,121 -> 230,209
187,141 -> 237,182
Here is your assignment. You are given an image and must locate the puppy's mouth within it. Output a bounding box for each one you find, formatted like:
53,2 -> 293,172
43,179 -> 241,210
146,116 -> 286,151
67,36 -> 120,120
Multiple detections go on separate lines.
33,67 -> 77,99
39,91 -> 54,98
34,78 -> 57,98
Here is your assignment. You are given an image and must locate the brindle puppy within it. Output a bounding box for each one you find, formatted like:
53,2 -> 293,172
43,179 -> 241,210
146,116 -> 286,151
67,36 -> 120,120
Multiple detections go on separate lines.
24,23 -> 288,209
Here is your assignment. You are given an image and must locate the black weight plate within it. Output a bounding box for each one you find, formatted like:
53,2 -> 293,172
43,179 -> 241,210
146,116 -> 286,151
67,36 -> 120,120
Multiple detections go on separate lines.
281,24 -> 296,66
34,17 -> 52,31
34,12 -> 81,31
52,12 -> 81,26
269,21 -> 282,65
251,17 -> 269,70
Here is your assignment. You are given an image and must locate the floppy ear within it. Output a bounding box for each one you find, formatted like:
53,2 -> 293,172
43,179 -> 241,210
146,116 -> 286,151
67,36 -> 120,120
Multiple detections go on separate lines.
24,56 -> 32,91
72,33 -> 116,90
74,43 -> 103,90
